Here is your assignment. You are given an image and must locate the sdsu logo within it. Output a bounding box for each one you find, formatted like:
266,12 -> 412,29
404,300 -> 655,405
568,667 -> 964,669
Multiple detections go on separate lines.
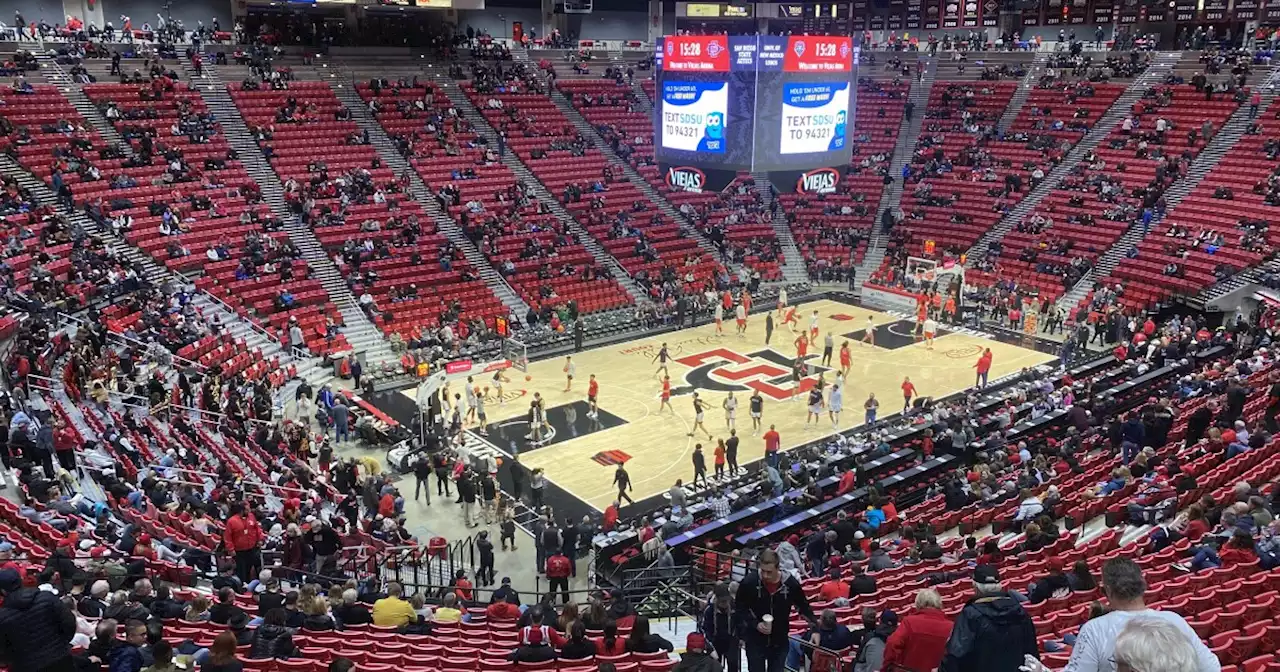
840,42 -> 852,59
666,166 -> 706,193
798,168 -> 840,195
670,348 -> 830,401
707,40 -> 724,58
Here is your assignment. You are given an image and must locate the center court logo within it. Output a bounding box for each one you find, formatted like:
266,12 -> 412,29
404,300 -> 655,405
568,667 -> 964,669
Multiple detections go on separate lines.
944,344 -> 985,359
672,347 -> 830,401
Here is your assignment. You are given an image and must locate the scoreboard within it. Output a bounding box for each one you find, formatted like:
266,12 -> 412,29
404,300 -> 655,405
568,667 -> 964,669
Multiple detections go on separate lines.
655,34 -> 857,172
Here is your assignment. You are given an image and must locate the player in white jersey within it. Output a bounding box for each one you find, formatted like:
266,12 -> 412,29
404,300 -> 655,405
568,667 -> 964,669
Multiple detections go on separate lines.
828,382 -> 843,428
714,302 -> 724,336
492,369 -> 509,403
464,376 -> 478,423
809,310 -> 820,341
923,317 -> 938,350
723,391 -> 738,430
563,356 -> 576,392
735,302 -> 747,338
777,287 -> 788,313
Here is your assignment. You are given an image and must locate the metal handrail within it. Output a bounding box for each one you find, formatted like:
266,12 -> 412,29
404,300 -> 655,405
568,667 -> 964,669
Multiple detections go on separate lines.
58,311 -> 205,371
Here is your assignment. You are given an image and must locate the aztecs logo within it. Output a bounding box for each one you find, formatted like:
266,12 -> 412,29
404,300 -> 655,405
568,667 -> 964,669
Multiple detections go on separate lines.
670,348 -> 830,401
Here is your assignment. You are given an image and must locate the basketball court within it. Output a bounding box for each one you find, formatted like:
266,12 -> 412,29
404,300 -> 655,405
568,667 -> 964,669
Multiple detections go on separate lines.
400,298 -> 1055,511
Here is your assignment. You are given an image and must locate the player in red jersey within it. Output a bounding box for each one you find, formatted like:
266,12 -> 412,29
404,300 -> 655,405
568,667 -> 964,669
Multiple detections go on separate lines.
795,332 -> 809,359
839,340 -> 851,378
659,376 -> 673,413
783,305 -> 799,332
587,374 -> 599,419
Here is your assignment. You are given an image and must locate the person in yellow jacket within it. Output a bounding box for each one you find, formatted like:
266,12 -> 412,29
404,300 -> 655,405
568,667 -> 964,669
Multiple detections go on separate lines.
371,582 -> 416,627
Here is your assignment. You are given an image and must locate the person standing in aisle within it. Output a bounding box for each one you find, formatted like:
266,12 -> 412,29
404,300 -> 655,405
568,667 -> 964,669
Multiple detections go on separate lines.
476,531 -> 495,587
735,549 -> 816,672
413,454 -> 432,504
726,429 -> 740,475
714,439 -> 727,480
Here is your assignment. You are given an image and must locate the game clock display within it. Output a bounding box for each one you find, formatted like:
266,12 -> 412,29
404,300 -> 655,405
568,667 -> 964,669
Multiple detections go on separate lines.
655,34 -> 856,172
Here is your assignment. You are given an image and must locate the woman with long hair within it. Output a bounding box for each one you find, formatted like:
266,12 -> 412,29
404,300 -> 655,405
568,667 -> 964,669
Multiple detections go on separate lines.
597,619 -> 626,656
626,616 -> 674,654
557,602 -> 579,633
200,631 -> 243,672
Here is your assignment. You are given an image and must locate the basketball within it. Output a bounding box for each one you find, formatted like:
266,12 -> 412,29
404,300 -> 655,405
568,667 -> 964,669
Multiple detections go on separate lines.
525,375 -> 532,381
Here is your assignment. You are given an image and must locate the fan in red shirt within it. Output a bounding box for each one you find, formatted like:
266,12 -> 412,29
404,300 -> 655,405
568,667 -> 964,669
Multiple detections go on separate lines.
901,376 -> 917,413
223,503 -> 265,582
486,594 -> 522,621
817,568 -> 849,602
974,348 -> 993,388
763,426 -> 781,463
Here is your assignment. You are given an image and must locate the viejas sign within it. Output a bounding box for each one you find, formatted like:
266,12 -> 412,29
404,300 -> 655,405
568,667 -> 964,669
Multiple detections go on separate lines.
797,167 -> 839,194
666,166 -> 707,193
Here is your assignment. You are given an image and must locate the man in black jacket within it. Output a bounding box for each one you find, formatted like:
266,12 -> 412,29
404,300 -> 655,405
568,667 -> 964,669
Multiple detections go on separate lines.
414,454 -> 432,503
0,567 -> 77,672
734,549 -> 816,672
1026,558 -> 1072,604
940,565 -> 1038,672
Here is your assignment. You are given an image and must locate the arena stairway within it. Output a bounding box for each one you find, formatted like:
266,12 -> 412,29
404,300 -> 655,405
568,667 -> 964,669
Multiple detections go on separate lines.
540,83 -> 732,271
181,59 -> 396,367
964,52 -> 1181,267
1055,67 -> 1280,313
0,152 -> 332,401
36,53 -> 130,150
435,76 -> 654,307
328,79 -> 535,320
853,63 -> 937,292
631,77 -> 653,111
995,51 -> 1051,133
748,171 -> 810,284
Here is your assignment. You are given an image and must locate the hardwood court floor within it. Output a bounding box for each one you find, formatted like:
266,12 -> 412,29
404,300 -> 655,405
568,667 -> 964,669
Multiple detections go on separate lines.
403,299 -> 1054,511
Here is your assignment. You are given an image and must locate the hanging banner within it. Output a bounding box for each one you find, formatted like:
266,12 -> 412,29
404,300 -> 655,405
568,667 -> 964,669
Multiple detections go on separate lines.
1022,0 -> 1042,26
942,0 -> 961,27
1236,0 -> 1260,19
962,0 -> 980,25
1045,0 -> 1063,24
1091,0 -> 1113,23
907,0 -> 923,28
